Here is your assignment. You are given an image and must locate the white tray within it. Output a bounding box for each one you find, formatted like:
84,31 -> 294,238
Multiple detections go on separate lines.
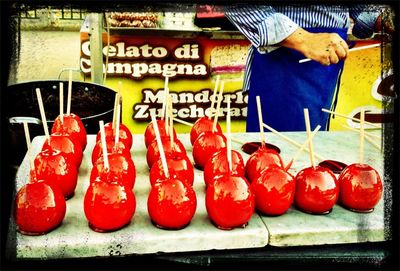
12,134 -> 269,259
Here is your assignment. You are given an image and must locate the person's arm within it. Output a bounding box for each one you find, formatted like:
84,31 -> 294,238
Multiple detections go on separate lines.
224,5 -> 299,52
225,5 -> 349,66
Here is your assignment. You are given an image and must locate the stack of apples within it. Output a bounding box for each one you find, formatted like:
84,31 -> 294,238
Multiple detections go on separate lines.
84,94 -> 136,232
145,94 -> 197,230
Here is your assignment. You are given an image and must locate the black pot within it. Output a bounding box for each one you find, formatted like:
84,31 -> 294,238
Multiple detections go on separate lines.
4,80 -> 116,165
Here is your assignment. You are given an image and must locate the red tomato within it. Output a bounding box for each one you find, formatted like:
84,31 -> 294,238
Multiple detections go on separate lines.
51,113 -> 87,151
84,177 -> 136,232
205,174 -> 255,230
91,138 -> 131,165
144,118 -> 177,148
192,131 -> 226,170
149,152 -> 194,187
245,145 -> 284,183
95,122 -> 133,149
295,166 -> 339,214
203,148 -> 245,187
251,165 -> 295,216
147,178 -> 197,229
14,180 -> 66,235
338,163 -> 383,212
90,152 -> 136,190
190,117 -> 223,146
42,132 -> 83,169
33,148 -> 78,200
146,136 -> 186,169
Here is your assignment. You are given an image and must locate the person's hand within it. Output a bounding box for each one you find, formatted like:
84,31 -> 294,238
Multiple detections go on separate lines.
281,28 -> 349,66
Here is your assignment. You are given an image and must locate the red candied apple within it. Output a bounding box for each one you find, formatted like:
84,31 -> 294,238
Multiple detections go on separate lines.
146,136 -> 186,169
190,117 -> 223,146
33,148 -> 78,200
14,178 -> 66,235
149,152 -> 194,187
90,152 -> 136,190
250,165 -> 295,216
192,131 -> 227,170
147,178 -> 197,229
144,118 -> 177,148
51,113 -> 87,151
295,165 -> 339,214
42,132 -> 83,168
338,163 -> 383,212
91,138 -> 131,165
245,145 -> 284,183
96,122 -> 133,149
203,148 -> 245,187
84,176 -> 136,232
205,174 -> 255,230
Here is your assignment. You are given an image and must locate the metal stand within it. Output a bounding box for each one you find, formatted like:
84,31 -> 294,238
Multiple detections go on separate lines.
87,13 -> 104,85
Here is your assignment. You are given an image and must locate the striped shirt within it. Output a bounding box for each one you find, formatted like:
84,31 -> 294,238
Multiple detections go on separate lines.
224,5 -> 381,91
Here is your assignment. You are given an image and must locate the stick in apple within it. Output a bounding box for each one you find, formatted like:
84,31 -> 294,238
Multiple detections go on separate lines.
359,109 -> 365,164
321,108 -> 380,129
113,82 -> 122,130
256,96 -> 266,148
262,122 -> 324,161
168,96 -> 174,148
212,81 -> 224,133
208,75 -> 220,119
342,124 -> 381,151
67,70 -> 72,115
35,88 -> 50,142
99,120 -> 109,170
173,117 -> 193,127
226,95 -> 232,172
59,82 -> 64,124
114,97 -> 121,147
285,125 -> 321,171
303,108 -> 315,168
161,76 -> 169,120
151,112 -> 169,178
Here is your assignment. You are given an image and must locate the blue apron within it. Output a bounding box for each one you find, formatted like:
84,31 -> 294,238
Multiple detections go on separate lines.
246,28 -> 347,132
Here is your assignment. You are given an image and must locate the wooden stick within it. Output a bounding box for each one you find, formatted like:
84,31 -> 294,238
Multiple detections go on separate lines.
321,108 -> 380,128
113,83 -> 122,130
342,124 -> 381,151
151,112 -> 169,178
299,43 -> 381,63
303,108 -> 315,168
341,124 -> 381,140
161,76 -> 169,120
59,82 -> 64,124
67,70 -> 72,115
226,95 -> 232,172
208,75 -> 220,119
231,137 -> 246,145
168,96 -> 174,148
256,96 -> 266,148
115,101 -> 121,147
359,109 -> 365,164
212,81 -> 224,133
262,122 -> 324,161
23,121 -> 34,169
285,125 -> 321,171
173,117 -> 193,127
99,120 -> 109,170
35,88 -> 50,141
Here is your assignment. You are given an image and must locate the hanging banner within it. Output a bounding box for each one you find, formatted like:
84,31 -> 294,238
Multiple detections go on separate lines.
80,30 -> 250,134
